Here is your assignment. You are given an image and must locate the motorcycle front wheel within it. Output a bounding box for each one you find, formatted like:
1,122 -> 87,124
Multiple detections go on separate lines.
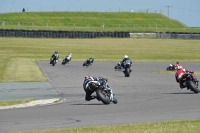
188,81 -> 199,93
96,89 -> 110,104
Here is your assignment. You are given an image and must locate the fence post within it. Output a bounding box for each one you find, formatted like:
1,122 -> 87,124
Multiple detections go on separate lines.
2,21 -> 5,28
102,23 -> 104,30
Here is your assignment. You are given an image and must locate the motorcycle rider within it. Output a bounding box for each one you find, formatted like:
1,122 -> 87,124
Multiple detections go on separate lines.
51,51 -> 59,63
86,57 -> 94,65
83,75 -> 116,103
64,53 -> 72,62
175,65 -> 195,89
173,61 -> 181,68
121,55 -> 132,71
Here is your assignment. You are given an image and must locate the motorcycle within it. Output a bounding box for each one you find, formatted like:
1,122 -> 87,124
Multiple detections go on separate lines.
166,64 -> 175,71
50,56 -> 57,66
181,72 -> 199,93
83,58 -> 94,66
122,60 -> 132,77
114,62 -> 122,71
84,78 -> 118,104
62,56 -> 71,65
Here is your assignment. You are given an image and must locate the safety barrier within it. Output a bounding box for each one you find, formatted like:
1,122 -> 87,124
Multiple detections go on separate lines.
0,30 -> 199,39
0,30 -> 130,38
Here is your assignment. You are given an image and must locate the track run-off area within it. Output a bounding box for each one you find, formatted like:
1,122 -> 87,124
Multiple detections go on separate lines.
0,61 -> 200,132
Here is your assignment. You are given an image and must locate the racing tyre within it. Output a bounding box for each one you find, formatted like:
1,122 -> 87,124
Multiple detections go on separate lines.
112,97 -> 118,104
188,81 -> 199,93
96,89 -> 110,104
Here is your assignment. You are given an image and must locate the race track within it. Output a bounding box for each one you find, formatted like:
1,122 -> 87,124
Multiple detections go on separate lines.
0,62 -> 200,132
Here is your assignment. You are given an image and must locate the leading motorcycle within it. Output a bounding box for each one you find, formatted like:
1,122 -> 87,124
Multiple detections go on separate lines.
181,72 -> 199,93
50,56 -> 57,66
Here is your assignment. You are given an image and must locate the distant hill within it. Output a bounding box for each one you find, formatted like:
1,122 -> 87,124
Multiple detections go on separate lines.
0,12 -> 193,32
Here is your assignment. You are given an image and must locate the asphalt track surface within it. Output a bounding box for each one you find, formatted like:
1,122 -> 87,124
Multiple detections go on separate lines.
0,62 -> 200,132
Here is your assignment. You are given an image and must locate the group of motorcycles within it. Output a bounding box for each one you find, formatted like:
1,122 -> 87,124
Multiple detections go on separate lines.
166,63 -> 199,93
50,55 -> 94,67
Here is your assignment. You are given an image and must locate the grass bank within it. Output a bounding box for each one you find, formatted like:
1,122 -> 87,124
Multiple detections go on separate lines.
1,12 -> 199,32
0,38 -> 200,82
10,120 -> 200,133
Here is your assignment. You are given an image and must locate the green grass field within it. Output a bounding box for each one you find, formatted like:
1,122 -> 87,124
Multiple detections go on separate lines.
1,12 -> 200,32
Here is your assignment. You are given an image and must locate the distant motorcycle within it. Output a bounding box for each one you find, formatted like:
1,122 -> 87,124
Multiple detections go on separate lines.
50,56 -> 57,66
166,64 -> 175,71
122,60 -> 132,77
83,58 -> 94,66
180,72 -> 199,93
62,56 -> 71,65
114,62 -> 122,71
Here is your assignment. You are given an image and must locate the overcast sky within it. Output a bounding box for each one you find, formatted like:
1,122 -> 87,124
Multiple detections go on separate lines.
0,0 -> 200,27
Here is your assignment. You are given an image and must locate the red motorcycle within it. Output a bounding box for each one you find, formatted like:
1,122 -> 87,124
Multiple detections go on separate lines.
181,72 -> 199,93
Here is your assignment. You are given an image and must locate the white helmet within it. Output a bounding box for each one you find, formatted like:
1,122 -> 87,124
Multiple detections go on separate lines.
124,55 -> 128,58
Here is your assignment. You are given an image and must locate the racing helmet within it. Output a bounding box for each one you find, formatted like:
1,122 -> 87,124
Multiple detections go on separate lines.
55,51 -> 58,54
85,75 -> 94,80
124,55 -> 128,59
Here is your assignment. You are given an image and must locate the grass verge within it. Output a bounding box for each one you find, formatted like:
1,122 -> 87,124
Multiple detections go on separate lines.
2,58 -> 47,82
10,120 -> 200,133
0,98 -> 35,106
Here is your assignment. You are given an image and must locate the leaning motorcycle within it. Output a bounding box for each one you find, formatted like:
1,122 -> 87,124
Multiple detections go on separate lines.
83,58 -> 94,66
181,72 -> 199,93
50,56 -> 57,66
85,78 -> 118,104
62,56 -> 70,65
166,64 -> 175,71
123,60 -> 132,77
114,62 -> 122,71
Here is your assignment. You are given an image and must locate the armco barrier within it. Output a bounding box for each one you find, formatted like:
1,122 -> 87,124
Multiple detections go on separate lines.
0,30 -> 131,38
156,32 -> 200,39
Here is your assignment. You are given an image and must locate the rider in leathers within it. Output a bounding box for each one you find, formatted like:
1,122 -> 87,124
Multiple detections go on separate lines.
121,55 -> 132,71
64,53 -> 72,62
51,51 -> 59,62
175,65 -> 195,89
83,75 -> 115,102
87,57 -> 94,65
